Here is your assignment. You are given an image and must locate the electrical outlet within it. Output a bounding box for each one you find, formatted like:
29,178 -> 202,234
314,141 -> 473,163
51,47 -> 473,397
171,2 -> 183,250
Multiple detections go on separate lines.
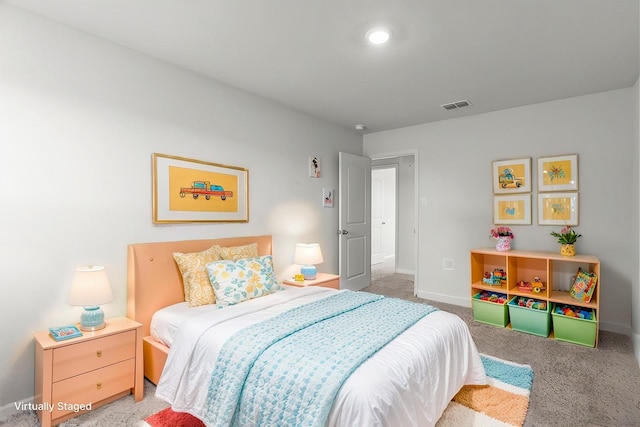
443,258 -> 454,270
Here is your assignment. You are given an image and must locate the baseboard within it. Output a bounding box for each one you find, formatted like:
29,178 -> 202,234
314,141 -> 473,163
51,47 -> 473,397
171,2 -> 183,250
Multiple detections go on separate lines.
0,395 -> 34,422
632,331 -> 640,369
395,268 -> 414,275
599,320 -> 631,335
416,290 -> 471,308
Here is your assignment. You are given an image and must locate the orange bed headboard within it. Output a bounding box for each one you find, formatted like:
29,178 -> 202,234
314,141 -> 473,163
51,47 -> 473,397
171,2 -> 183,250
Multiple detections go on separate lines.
126,235 -> 273,336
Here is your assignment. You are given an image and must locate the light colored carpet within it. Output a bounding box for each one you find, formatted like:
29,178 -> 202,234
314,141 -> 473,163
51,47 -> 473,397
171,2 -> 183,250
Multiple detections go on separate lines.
3,261 -> 639,426
365,260 -> 640,426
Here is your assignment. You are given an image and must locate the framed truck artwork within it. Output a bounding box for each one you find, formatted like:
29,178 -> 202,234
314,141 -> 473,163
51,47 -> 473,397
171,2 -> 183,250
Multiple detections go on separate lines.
491,157 -> 531,194
152,153 -> 249,223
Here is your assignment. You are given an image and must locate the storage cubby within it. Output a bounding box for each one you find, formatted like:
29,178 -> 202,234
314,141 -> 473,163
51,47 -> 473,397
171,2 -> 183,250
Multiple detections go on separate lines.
470,248 -> 600,347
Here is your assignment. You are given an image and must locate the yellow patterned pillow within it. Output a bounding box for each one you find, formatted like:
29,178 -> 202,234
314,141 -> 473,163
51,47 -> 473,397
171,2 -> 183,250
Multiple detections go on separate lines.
206,255 -> 280,307
217,242 -> 259,261
173,245 -> 221,307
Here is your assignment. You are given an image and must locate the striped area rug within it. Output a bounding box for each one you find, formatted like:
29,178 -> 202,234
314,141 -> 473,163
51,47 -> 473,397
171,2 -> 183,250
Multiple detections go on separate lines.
437,354 -> 534,427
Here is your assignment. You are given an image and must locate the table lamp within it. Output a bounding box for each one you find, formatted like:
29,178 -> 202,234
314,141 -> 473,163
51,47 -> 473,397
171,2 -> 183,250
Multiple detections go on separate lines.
68,266 -> 114,331
293,243 -> 324,280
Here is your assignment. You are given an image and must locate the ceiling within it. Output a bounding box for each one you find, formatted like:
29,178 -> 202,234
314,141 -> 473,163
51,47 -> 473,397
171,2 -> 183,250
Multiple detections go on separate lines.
3,0 -> 639,133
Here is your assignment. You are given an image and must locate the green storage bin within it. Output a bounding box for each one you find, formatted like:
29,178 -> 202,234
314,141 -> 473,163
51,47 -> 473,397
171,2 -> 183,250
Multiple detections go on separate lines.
508,296 -> 551,337
472,292 -> 509,327
552,304 -> 597,347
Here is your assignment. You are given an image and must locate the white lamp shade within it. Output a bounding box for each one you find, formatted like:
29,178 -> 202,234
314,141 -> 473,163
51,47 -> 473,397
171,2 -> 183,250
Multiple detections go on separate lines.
68,266 -> 113,307
293,243 -> 324,266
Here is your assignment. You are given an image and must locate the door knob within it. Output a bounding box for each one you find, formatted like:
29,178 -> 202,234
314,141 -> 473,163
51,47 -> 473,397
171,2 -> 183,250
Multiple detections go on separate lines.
338,229 -> 349,235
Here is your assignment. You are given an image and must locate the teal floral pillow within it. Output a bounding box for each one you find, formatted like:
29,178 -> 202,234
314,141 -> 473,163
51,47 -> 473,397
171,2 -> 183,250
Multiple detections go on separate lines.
206,255 -> 280,307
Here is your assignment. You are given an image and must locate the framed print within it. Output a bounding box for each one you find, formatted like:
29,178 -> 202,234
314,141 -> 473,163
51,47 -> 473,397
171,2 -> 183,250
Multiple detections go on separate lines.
493,194 -> 531,225
537,192 -> 578,225
152,153 -> 249,223
309,156 -> 321,178
323,188 -> 334,207
538,154 -> 578,191
492,157 -> 531,194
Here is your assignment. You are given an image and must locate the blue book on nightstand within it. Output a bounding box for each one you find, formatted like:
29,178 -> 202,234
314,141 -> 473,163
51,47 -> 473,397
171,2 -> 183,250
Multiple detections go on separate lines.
49,325 -> 83,341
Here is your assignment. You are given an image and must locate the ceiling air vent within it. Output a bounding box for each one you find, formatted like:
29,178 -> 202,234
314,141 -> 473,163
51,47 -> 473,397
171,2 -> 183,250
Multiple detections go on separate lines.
440,99 -> 472,110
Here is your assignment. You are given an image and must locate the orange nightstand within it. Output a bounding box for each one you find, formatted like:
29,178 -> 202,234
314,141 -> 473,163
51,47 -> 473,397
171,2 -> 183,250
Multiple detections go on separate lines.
283,272 -> 340,289
33,317 -> 143,427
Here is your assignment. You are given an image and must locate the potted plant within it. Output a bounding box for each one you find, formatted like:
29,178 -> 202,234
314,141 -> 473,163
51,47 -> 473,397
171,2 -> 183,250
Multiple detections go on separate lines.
550,226 -> 581,256
490,226 -> 514,252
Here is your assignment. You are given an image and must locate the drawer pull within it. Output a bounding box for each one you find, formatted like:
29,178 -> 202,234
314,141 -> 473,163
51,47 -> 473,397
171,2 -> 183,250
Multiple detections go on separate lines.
96,382 -> 102,390
96,350 -> 102,358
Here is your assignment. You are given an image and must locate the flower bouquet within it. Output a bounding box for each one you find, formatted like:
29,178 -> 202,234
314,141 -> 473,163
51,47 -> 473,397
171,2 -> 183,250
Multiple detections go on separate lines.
490,226 -> 514,240
490,226 -> 513,251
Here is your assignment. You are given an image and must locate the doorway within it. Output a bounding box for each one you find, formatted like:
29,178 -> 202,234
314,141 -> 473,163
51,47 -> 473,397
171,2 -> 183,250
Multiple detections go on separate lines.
371,166 -> 397,266
370,154 -> 416,292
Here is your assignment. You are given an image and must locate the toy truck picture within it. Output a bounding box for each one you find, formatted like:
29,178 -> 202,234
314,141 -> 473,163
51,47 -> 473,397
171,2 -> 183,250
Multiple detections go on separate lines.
499,168 -> 523,188
179,181 -> 233,200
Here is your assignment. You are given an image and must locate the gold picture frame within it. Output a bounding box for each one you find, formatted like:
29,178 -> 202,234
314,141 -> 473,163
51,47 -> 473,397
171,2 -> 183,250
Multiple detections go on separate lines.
492,157 -> 531,194
537,192 -> 578,226
152,153 -> 249,223
537,154 -> 578,192
493,194 -> 531,225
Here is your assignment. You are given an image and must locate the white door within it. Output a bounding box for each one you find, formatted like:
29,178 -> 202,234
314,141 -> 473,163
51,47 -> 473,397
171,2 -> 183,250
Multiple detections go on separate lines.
371,171 -> 384,265
372,166 -> 397,266
338,152 -> 371,291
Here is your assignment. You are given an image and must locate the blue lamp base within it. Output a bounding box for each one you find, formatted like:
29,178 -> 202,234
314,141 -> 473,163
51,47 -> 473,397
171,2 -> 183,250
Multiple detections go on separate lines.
79,306 -> 106,331
300,265 -> 317,280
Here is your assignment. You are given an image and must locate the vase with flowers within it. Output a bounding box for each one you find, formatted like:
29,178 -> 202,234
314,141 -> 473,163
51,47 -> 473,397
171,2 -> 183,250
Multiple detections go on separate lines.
490,226 -> 514,252
550,226 -> 581,256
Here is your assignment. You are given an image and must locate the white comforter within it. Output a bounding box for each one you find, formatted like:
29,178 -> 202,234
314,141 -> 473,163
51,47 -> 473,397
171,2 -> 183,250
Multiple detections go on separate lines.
155,286 -> 486,427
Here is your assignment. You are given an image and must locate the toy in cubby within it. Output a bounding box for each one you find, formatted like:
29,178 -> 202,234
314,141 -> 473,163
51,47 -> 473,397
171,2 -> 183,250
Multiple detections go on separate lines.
517,276 -> 546,293
482,269 -> 506,286
474,290 -> 507,304
516,280 -> 531,292
512,296 -> 547,311
553,303 -> 594,320
532,277 -> 546,294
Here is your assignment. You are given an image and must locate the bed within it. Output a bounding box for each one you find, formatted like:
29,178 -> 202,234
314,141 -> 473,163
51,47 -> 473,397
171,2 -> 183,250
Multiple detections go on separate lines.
126,235 -> 486,427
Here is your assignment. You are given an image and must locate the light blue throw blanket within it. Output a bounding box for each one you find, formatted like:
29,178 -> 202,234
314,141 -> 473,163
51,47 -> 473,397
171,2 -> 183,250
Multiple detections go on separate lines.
204,291 -> 437,427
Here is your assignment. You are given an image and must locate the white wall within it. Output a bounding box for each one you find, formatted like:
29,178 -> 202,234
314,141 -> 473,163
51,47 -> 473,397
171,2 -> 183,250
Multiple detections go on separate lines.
365,89 -> 638,338
0,5 -> 361,413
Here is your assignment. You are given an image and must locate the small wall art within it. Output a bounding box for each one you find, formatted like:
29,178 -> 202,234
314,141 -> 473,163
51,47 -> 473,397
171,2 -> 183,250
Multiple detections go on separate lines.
537,192 -> 579,225
537,154 -> 578,192
152,153 -> 249,223
323,188 -> 334,207
492,157 -> 531,194
493,194 -> 531,225
309,156 -> 321,178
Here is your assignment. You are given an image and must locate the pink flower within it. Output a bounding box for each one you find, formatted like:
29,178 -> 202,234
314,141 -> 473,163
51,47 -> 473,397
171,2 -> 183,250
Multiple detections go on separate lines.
550,226 -> 581,244
490,226 -> 514,240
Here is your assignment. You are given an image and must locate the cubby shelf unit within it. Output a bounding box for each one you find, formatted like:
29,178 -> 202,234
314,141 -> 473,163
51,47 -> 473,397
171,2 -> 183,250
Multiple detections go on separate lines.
470,248 -> 600,346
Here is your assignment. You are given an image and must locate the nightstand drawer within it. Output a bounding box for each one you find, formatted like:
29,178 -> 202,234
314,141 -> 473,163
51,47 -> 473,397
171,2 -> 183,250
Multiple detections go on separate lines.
52,330 -> 135,381
51,358 -> 135,419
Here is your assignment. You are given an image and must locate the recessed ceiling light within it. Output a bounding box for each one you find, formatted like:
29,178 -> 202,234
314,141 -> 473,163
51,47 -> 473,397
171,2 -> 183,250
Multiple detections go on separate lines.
354,124 -> 366,130
366,28 -> 391,45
